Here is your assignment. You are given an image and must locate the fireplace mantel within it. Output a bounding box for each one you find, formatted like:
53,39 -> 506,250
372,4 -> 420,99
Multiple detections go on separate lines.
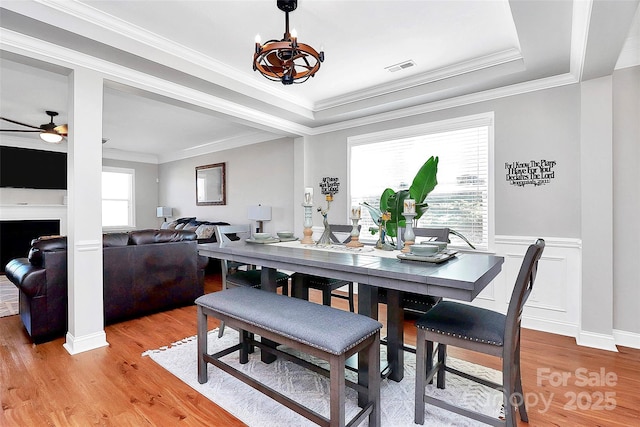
0,204 -> 68,234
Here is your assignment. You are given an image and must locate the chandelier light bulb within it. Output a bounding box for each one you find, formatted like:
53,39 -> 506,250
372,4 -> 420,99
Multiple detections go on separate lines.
255,34 -> 261,44
290,28 -> 297,39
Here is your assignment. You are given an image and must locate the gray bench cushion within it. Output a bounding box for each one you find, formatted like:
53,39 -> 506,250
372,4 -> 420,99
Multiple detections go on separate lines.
196,287 -> 382,355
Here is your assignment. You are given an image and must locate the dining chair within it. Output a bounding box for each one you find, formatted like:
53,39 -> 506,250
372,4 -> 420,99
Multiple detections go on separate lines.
414,238 -> 545,426
291,224 -> 358,312
214,224 -> 290,337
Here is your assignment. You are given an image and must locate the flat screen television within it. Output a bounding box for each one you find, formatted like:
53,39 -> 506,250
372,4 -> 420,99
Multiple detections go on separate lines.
0,145 -> 67,190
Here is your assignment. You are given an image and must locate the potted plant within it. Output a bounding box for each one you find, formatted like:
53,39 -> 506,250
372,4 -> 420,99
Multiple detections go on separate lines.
362,155 -> 476,249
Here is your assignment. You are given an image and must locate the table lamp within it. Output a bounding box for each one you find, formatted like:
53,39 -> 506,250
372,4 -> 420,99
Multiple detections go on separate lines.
156,206 -> 173,222
248,205 -> 272,233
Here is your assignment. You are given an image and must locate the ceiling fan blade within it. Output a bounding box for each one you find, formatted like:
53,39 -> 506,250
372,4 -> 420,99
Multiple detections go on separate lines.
54,124 -> 68,136
0,129 -> 41,132
0,117 -> 40,130
265,52 -> 284,67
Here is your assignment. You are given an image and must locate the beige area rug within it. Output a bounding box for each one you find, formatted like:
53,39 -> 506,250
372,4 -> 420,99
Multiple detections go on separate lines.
143,328 -> 503,426
0,274 -> 19,318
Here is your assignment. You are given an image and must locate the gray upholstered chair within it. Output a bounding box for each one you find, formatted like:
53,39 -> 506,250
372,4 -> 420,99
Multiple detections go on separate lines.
214,224 -> 290,336
291,224 -> 358,312
414,238 -> 545,426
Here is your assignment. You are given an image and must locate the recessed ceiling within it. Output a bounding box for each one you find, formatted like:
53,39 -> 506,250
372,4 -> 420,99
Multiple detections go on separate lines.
0,0 -> 638,162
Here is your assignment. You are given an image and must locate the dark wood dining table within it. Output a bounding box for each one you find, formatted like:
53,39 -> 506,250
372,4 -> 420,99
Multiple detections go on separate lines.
198,240 -> 504,384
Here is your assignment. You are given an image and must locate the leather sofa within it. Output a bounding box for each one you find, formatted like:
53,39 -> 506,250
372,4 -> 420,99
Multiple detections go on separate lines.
5,229 -> 208,343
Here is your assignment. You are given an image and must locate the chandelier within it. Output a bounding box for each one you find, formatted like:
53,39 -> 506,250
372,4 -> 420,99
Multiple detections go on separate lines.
253,0 -> 324,85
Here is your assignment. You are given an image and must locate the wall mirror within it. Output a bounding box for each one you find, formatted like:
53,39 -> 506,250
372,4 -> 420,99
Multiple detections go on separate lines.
196,163 -> 226,206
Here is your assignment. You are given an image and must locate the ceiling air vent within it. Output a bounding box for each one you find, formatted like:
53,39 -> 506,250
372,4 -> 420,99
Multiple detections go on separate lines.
385,60 -> 416,73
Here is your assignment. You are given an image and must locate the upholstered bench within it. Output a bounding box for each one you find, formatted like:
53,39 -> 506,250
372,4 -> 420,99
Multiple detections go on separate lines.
196,286 -> 382,427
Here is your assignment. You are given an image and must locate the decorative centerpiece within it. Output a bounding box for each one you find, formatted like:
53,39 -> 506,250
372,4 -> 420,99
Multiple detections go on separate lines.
315,177 -> 340,246
401,199 -> 416,253
345,206 -> 364,248
300,187 -> 314,244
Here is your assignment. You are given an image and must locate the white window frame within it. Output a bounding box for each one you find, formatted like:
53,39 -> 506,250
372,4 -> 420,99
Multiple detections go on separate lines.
347,112 -> 495,252
102,166 -> 136,230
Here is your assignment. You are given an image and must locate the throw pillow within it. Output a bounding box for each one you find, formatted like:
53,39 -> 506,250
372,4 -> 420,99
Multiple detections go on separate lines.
183,222 -> 200,231
195,224 -> 216,239
174,223 -> 185,230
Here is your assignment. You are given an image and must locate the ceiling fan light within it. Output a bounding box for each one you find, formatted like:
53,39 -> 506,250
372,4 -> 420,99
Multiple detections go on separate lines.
40,131 -> 63,144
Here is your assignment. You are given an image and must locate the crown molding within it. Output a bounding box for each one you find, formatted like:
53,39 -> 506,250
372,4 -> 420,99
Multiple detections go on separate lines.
310,73 -> 578,136
569,0 -> 592,82
156,132 -> 284,164
615,33 -> 640,70
314,48 -> 524,111
102,148 -> 158,164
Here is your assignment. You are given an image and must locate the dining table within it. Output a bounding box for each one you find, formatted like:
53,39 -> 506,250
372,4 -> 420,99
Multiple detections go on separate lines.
198,238 -> 504,385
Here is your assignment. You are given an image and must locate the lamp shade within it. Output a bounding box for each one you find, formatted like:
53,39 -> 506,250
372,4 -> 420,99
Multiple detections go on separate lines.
247,205 -> 272,221
156,206 -> 173,218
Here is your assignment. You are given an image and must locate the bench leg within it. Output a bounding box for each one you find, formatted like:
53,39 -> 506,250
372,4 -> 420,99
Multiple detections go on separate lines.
239,329 -> 250,364
197,305 -> 208,384
368,333 -> 381,427
329,354 -> 346,427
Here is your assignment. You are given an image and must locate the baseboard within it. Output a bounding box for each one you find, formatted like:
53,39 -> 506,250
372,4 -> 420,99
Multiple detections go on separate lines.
613,329 -> 640,349
522,315 -> 578,338
63,330 -> 109,355
576,330 -> 618,352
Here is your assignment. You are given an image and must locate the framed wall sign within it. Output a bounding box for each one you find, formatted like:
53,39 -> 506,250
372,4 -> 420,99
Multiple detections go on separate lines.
196,163 -> 226,206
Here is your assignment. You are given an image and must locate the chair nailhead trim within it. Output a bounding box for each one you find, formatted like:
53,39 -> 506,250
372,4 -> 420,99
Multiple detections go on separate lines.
418,325 -> 502,346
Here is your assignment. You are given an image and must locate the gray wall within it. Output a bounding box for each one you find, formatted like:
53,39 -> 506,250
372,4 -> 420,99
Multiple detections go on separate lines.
612,66 -> 640,335
158,137 -> 295,235
303,84 -> 582,238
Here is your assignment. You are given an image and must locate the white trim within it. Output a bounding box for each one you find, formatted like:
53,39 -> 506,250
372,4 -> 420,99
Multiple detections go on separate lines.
495,235 -> 582,249
613,329 -> 640,349
74,240 -> 102,252
63,330 -> 109,355
315,48 -> 524,111
577,331 -> 619,352
569,0 -> 592,81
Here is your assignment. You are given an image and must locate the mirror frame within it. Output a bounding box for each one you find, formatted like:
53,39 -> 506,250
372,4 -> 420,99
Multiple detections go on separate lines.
196,162 -> 226,206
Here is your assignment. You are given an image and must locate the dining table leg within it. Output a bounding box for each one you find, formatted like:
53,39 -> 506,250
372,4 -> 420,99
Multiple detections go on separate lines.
357,283 -> 379,407
259,267 -> 278,364
385,289 -> 405,382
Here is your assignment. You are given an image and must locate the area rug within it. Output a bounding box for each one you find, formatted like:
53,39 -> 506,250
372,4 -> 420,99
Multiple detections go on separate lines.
0,275 -> 19,318
143,329 -> 503,426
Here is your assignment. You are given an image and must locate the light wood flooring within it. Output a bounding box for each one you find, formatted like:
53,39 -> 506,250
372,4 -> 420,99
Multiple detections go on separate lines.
1,273 -> 639,426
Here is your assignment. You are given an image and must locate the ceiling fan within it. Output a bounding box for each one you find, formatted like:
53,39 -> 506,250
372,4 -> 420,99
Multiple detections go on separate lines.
0,111 -> 68,143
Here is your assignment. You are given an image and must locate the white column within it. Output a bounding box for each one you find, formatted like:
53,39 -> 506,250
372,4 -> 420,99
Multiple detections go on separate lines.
579,76 -> 617,351
63,67 -> 108,354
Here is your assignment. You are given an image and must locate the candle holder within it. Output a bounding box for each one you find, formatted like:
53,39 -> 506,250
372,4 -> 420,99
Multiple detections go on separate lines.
401,212 -> 416,253
345,216 -> 364,248
300,203 -> 314,244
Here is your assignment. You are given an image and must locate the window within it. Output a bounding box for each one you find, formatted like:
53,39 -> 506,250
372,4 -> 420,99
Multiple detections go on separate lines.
349,113 -> 493,250
102,167 -> 135,228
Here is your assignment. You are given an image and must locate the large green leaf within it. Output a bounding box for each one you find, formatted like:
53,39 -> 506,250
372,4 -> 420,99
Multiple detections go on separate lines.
409,156 -> 438,221
385,189 -> 410,238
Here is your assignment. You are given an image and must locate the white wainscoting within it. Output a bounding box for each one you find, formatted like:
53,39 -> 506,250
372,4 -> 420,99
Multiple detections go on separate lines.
472,236 -> 582,339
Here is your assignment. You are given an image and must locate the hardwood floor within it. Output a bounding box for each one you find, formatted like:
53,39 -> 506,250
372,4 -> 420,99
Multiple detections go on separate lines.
1,273 -> 639,426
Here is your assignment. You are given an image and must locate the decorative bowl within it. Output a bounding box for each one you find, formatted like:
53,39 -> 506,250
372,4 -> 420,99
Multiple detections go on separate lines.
253,232 -> 271,240
417,241 -> 447,252
277,231 -> 294,239
409,243 -> 440,256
